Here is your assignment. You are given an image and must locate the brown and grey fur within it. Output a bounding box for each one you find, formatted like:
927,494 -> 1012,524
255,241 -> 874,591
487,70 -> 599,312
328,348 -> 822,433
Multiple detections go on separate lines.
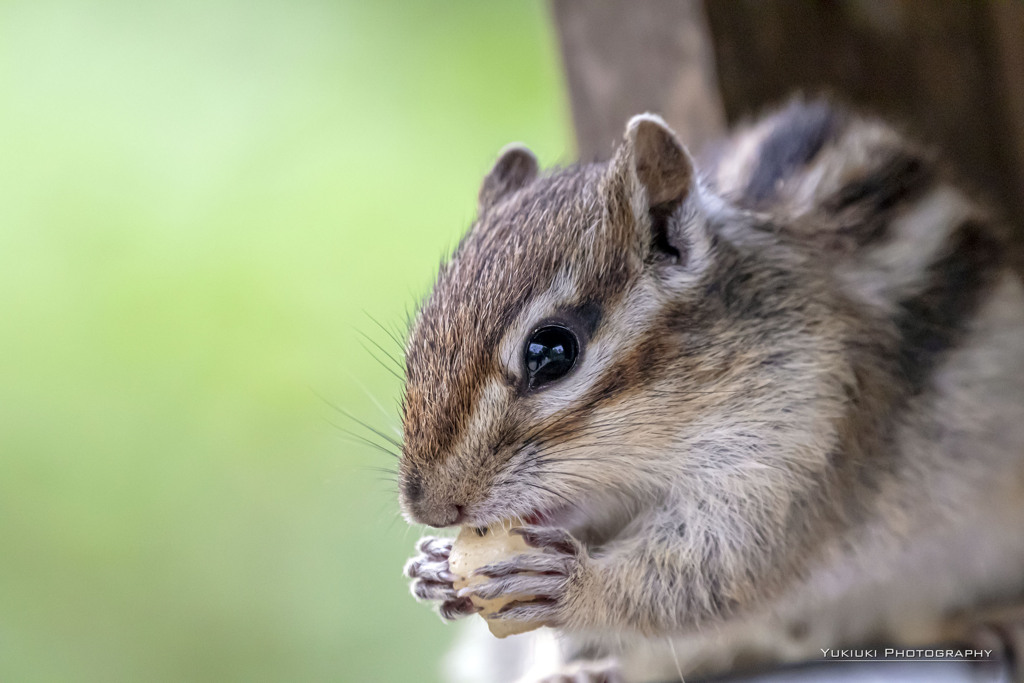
399,99 -> 1024,682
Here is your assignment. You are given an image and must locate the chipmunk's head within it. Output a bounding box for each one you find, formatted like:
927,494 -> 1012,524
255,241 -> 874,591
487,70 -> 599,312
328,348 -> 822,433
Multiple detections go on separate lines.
399,114 -> 851,538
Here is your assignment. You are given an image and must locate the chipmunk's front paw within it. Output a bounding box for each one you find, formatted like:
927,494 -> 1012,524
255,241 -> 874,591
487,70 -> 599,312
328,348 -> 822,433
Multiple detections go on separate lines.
458,526 -> 589,628
404,536 -> 479,621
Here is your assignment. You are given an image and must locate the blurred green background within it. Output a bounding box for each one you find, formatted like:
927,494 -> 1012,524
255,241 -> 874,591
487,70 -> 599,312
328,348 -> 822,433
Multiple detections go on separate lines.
0,1 -> 571,680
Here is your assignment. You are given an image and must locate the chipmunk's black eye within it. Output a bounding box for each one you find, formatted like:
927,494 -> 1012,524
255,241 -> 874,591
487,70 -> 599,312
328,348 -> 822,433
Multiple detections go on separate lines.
524,325 -> 578,390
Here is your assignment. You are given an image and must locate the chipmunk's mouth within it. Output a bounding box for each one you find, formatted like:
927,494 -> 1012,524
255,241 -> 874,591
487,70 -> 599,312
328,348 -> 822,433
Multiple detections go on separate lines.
521,505 -> 573,527
469,502 -> 578,530
523,511 -> 544,525
466,496 -> 627,548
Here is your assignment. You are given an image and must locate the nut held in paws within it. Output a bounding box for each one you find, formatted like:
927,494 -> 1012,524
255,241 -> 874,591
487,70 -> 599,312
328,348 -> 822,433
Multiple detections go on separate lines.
448,520 -> 545,638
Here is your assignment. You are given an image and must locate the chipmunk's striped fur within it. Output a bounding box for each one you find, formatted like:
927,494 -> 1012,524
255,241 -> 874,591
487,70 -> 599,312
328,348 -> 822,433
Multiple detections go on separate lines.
400,99 -> 1024,682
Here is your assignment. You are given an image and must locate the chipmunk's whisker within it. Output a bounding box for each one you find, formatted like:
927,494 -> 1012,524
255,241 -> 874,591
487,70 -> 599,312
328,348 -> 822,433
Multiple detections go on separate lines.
314,390 -> 404,450
341,369 -> 403,437
355,337 -> 405,382
331,425 -> 401,459
362,309 -> 408,353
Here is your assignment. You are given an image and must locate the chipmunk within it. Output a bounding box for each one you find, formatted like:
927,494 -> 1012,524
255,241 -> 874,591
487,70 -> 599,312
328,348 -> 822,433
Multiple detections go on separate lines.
399,99 -> 1024,683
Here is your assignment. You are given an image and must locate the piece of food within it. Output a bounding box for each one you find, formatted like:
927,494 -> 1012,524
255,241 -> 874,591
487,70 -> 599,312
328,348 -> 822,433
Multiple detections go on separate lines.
448,520 -> 544,638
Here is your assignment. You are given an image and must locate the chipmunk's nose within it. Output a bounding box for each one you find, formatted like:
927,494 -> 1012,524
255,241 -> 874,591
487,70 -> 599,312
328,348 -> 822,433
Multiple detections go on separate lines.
414,503 -> 465,528
400,470 -> 466,526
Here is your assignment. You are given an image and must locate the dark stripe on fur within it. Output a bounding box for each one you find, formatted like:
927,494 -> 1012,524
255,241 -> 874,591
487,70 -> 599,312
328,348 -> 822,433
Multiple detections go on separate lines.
826,150 -> 935,246
745,101 -> 840,204
894,219 -> 1003,394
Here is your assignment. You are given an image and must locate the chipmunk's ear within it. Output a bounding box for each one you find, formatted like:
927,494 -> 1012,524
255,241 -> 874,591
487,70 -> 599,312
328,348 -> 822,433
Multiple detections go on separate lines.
478,144 -> 538,213
602,114 -> 707,270
629,114 -> 694,210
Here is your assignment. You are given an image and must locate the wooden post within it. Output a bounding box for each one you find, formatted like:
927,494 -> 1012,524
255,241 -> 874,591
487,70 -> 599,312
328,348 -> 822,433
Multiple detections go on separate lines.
550,0 -> 726,161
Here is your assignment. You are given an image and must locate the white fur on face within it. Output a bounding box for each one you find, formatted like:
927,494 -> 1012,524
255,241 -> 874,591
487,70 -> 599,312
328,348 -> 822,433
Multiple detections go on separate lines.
496,271 -> 578,385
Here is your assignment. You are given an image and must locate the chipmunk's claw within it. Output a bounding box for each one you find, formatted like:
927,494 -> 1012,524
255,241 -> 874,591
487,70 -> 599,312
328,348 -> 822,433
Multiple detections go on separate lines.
415,536 -> 453,560
458,573 -> 567,601
405,536 -> 471,622
512,525 -> 582,556
439,596 -> 481,621
472,551 -> 574,578
493,597 -> 561,623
